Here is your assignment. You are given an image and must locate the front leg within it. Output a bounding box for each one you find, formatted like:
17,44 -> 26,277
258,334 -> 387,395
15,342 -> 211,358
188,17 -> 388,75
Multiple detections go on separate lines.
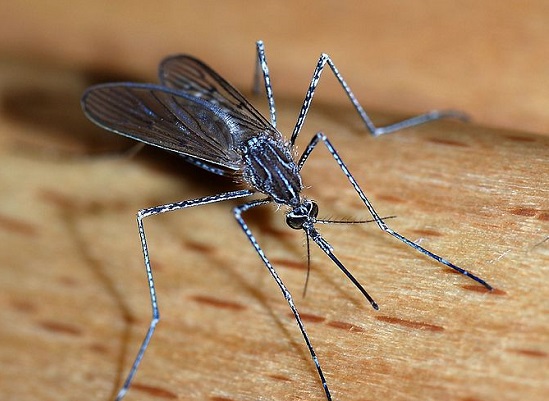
298,132 -> 492,290
233,198 -> 333,401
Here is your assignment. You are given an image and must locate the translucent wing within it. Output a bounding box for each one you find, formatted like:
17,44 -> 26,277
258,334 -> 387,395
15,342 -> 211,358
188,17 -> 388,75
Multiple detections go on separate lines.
158,55 -> 280,143
82,83 -> 246,171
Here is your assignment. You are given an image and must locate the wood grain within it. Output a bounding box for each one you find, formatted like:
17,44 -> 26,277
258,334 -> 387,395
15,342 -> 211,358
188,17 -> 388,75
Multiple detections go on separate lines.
0,2 -> 548,400
0,57 -> 547,401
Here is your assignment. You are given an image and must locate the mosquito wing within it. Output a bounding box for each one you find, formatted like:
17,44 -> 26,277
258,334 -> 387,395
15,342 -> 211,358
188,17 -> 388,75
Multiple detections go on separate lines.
82,83 -> 255,172
158,55 -> 281,144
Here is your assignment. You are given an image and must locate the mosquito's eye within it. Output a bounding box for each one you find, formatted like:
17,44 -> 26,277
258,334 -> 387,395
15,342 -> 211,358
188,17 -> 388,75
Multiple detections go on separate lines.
286,213 -> 306,230
309,201 -> 319,219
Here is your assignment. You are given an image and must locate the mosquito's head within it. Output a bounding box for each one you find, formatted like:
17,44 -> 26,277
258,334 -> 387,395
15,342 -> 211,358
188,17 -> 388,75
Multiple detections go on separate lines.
286,199 -> 319,230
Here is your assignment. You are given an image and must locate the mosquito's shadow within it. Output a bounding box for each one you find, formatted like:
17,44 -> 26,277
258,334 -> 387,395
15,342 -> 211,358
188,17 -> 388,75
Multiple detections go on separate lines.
0,62 -> 143,156
36,189 -> 135,400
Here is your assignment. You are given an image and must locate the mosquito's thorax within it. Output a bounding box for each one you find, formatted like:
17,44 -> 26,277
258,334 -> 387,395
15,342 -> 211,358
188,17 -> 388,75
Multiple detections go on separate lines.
240,133 -> 303,206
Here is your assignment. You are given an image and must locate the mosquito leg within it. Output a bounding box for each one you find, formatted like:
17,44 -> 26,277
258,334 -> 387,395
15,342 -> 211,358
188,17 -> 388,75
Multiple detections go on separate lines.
298,132 -> 493,290
290,54 -> 468,145
233,198 -> 332,401
253,40 -> 277,128
302,234 -> 312,298
115,189 -> 253,401
303,223 -> 379,310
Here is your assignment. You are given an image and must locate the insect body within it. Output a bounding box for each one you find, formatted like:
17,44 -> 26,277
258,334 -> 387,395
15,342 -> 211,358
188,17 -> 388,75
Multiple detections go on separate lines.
82,40 -> 492,400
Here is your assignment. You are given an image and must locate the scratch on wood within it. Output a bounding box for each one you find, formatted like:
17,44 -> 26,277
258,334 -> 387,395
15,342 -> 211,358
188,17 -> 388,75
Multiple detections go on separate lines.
375,315 -> 444,332
537,212 -> 549,221
296,312 -> 326,324
327,320 -> 365,332
0,213 -> 38,236
267,374 -> 292,382
426,137 -> 469,147
38,188 -> 76,209
461,285 -> 506,295
376,194 -> 405,204
509,207 -> 538,217
270,257 -> 306,270
487,249 -> 510,264
10,299 -> 37,313
38,320 -> 82,336
183,240 -> 216,254
507,348 -> 547,358
190,295 -> 246,311
89,342 -> 109,354
504,135 -> 536,142
410,228 -> 443,237
133,382 -> 178,399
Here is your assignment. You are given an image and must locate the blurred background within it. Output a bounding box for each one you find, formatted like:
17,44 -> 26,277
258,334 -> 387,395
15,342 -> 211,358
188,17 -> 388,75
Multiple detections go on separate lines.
1,1 -> 548,138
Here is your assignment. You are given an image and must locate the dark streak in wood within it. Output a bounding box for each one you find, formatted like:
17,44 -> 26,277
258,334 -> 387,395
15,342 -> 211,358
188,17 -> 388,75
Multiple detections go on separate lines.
290,312 -> 325,324
270,257 -> 306,270
445,268 -> 465,276
190,295 -> 246,311
133,382 -> 178,399
537,212 -> 549,221
376,316 -> 444,332
184,240 -> 216,254
39,188 -> 76,209
10,299 -> 37,313
327,320 -> 364,332
376,194 -> 405,204
427,137 -> 468,147
461,285 -> 506,295
89,342 -> 109,354
504,135 -> 536,142
509,207 -> 537,217
0,213 -> 38,236
38,320 -> 82,336
267,374 -> 292,382
507,348 -> 547,358
410,228 -> 443,237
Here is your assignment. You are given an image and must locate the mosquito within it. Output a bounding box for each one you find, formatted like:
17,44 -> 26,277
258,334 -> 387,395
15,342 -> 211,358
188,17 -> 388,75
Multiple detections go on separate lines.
81,40 -> 492,401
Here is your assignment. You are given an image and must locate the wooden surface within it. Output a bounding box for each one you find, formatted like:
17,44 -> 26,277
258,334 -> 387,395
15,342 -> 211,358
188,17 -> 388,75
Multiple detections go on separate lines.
1,2 -> 548,401
1,67 -> 548,401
